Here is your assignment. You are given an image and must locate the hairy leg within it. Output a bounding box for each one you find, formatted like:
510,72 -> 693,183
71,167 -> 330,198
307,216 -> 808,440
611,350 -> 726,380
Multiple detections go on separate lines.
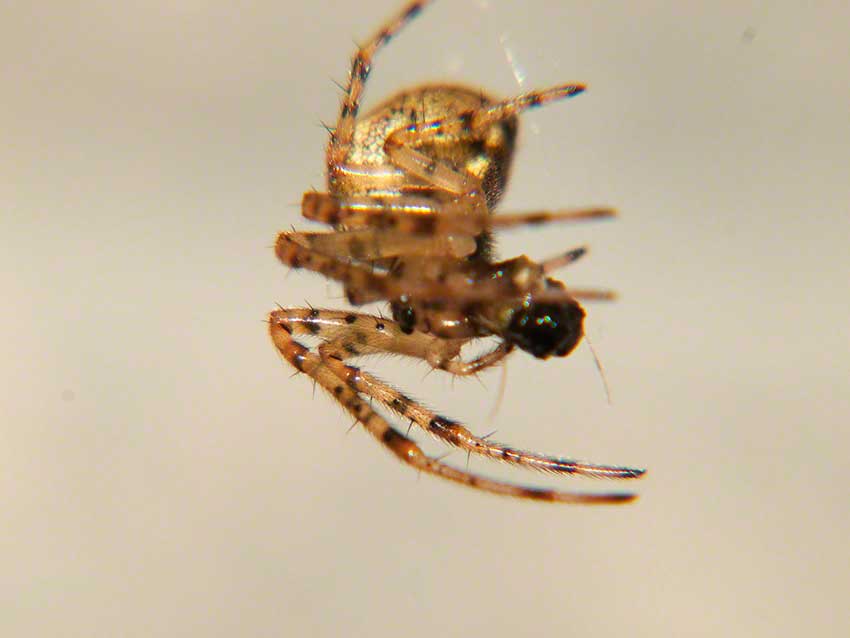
286,228 -> 475,261
303,191 -> 614,236
270,307 -> 504,375
276,233 -> 582,306
270,308 -> 644,480
328,0 -> 433,166
269,310 -> 641,503
383,84 -> 586,197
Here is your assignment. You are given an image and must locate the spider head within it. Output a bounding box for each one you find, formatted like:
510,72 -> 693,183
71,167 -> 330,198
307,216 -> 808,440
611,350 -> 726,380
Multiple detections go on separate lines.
500,293 -> 585,360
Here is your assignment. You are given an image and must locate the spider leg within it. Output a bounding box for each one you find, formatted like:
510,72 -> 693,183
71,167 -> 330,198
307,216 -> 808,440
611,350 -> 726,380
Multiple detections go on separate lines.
304,191 -> 616,241
426,341 -> 512,376
270,307 -> 507,376
276,232 -> 391,304
277,232 -> 482,305
540,246 -> 589,272
561,288 -> 618,301
288,228 -> 475,261
270,309 -> 642,479
489,207 -> 617,229
276,232 -> 578,306
329,0 -> 433,166
324,355 -> 644,480
370,87 -> 599,248
269,311 -> 642,502
383,84 -> 586,196
535,248 -> 619,301
302,191 -> 489,236
383,138 -> 483,196
473,83 -> 587,130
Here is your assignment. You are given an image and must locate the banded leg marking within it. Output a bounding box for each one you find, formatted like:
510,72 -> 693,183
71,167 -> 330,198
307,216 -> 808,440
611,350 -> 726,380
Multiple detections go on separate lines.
270,308 -> 508,376
276,233 -> 584,306
382,84 -> 586,198
288,228 -> 475,261
269,310 -> 640,503
323,354 -> 644,480
329,0 -> 433,166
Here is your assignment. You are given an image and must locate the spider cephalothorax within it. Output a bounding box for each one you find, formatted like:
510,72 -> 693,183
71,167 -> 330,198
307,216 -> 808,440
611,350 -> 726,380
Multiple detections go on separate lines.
269,0 -> 644,503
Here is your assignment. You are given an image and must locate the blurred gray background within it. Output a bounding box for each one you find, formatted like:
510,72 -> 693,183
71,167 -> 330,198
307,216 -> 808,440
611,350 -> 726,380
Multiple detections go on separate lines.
2,1 -> 848,636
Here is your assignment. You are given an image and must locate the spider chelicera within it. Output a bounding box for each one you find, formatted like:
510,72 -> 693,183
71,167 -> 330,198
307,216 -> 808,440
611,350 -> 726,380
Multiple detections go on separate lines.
269,0 -> 645,503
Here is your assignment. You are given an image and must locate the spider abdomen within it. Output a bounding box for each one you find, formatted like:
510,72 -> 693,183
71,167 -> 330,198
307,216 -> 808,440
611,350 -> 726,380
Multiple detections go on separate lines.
330,84 -> 517,210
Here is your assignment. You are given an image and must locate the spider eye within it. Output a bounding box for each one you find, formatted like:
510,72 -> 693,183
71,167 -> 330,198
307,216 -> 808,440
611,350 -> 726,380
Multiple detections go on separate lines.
392,304 -> 417,334
504,300 -> 585,359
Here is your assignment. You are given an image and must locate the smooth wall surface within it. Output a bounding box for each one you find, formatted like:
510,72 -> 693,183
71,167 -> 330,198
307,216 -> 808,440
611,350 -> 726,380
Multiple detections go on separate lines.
3,1 -> 848,636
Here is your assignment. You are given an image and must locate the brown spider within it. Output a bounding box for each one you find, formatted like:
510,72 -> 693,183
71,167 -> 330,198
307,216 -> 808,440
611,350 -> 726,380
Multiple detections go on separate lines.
269,0 -> 645,504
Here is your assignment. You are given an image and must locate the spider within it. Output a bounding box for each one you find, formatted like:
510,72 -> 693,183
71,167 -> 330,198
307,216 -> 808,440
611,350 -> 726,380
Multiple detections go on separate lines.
269,0 -> 645,504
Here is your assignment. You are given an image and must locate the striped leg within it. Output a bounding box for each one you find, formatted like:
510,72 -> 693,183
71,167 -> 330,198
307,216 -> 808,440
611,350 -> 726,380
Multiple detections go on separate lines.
286,228 -> 475,261
324,356 -> 644,480
383,85 -> 587,196
269,310 -> 641,503
275,233 -> 580,306
270,308 -> 644,481
301,192 -> 489,236
270,308 -> 506,376
328,0 -> 433,166
303,191 -> 614,236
